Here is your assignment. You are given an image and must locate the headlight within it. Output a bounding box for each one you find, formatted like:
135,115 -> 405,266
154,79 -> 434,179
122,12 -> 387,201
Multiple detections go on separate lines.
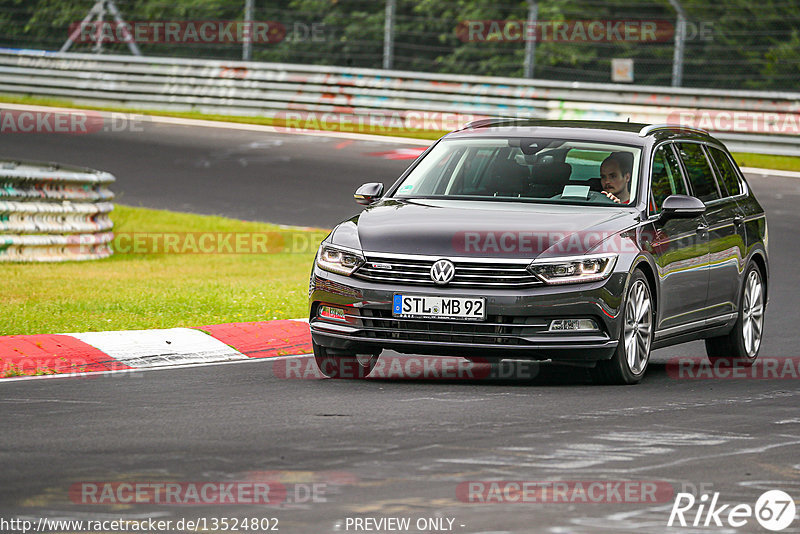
316,244 -> 365,276
528,253 -> 618,284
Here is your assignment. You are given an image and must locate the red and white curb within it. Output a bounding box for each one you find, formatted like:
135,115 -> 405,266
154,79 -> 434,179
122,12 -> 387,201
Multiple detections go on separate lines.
0,319 -> 312,381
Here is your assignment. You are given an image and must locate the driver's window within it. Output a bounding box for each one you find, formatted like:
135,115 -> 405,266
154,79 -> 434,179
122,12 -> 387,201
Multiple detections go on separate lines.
650,144 -> 687,214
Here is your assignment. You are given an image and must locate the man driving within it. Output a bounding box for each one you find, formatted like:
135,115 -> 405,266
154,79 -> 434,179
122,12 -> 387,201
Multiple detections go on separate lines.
600,152 -> 633,204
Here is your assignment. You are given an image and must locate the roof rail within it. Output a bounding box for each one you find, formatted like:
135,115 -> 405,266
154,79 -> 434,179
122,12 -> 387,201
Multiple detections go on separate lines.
459,117 -> 532,130
638,124 -> 710,137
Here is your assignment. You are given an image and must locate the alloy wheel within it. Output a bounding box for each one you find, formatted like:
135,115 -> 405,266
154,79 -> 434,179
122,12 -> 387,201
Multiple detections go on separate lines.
742,269 -> 764,358
624,279 -> 652,374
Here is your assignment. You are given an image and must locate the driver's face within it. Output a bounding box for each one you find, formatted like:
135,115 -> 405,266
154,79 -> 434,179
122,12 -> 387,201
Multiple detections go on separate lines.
600,160 -> 630,197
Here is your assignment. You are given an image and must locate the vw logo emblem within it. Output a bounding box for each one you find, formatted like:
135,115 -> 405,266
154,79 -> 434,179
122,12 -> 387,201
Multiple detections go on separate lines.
430,259 -> 455,285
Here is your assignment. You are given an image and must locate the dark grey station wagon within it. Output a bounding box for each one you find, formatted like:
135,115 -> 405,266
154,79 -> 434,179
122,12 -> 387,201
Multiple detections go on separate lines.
308,120 -> 769,384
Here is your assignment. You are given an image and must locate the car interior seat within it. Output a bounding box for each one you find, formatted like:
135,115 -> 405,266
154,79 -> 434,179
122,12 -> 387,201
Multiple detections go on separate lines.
483,157 -> 531,197
529,162 -> 572,197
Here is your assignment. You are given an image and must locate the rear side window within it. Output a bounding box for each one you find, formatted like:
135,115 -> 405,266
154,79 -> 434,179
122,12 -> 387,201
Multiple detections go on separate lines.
650,144 -> 688,213
707,147 -> 742,197
677,143 -> 721,203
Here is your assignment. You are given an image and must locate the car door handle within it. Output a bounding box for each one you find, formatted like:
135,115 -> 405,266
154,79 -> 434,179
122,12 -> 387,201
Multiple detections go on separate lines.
733,215 -> 745,226
696,224 -> 709,234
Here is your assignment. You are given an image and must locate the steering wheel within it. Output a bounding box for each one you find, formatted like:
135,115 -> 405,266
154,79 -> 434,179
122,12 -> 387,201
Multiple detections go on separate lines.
587,190 -> 621,204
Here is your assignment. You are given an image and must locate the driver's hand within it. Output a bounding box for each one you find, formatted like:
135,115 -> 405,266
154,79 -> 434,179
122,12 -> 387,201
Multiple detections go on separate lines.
601,190 -> 622,203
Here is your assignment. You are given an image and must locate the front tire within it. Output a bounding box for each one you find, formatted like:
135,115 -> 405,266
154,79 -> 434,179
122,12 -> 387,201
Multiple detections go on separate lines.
313,341 -> 379,379
705,264 -> 765,366
591,270 -> 654,385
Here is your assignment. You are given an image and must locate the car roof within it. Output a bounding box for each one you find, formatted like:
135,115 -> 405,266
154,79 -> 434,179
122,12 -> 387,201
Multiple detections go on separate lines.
445,119 -> 716,146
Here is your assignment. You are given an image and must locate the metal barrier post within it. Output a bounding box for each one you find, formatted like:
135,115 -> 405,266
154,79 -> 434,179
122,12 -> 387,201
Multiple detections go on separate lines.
669,0 -> 686,87
383,0 -> 396,70
523,0 -> 538,79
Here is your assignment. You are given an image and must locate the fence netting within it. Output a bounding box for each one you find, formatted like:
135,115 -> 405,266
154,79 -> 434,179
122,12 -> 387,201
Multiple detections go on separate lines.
1,0 -> 798,91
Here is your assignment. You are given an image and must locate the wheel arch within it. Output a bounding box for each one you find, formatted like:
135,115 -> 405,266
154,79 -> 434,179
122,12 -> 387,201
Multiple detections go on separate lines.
630,255 -> 659,317
748,250 -> 769,304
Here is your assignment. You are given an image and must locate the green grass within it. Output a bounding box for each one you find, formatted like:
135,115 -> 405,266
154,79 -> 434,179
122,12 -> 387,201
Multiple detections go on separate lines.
2,205 -> 329,335
731,152 -> 800,173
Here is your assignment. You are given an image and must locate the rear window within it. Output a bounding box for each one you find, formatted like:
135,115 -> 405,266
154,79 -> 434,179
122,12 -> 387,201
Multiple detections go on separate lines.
677,143 -> 721,203
708,147 -> 742,197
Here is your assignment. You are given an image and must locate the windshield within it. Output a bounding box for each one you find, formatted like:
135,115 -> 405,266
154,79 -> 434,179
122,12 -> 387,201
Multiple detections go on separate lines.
393,138 -> 642,206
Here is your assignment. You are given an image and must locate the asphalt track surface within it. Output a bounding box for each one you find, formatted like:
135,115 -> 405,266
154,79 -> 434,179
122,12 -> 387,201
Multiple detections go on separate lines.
2,121 -> 800,533
0,119 -> 417,228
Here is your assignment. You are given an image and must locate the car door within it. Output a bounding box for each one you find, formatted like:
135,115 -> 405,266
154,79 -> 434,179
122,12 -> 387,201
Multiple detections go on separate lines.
675,141 -> 735,323
644,143 -> 710,330
705,145 -> 749,318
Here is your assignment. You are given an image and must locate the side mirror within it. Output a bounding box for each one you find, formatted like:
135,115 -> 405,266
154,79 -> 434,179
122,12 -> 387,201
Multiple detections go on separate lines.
354,182 -> 384,205
660,194 -> 706,220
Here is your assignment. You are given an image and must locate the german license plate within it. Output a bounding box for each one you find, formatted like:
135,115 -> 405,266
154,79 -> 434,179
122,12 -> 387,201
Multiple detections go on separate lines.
392,295 -> 486,320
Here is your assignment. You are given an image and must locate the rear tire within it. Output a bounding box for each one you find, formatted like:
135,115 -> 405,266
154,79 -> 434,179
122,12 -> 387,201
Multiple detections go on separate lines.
313,341 -> 379,379
591,270 -> 654,385
705,263 -> 765,366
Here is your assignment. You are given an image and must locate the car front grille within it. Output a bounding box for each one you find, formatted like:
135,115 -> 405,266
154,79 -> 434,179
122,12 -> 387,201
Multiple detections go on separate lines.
353,254 -> 541,289
356,310 -> 549,345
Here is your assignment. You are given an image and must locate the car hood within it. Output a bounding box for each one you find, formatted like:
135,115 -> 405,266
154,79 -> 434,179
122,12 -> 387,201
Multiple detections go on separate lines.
332,199 -> 639,259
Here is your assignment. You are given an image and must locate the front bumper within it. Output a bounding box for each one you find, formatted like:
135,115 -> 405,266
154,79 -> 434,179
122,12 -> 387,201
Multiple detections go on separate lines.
309,267 -> 627,362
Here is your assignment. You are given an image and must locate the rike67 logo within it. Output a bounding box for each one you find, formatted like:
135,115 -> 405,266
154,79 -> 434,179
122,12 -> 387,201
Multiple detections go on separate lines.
668,490 -> 796,531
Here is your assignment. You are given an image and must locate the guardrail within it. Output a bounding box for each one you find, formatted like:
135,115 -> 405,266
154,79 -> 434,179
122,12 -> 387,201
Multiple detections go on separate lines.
0,48 -> 798,156
0,158 -> 114,262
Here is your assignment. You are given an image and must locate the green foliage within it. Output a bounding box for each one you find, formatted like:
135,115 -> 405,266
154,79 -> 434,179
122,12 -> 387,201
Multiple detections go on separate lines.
0,0 -> 796,89
678,0 -> 800,89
